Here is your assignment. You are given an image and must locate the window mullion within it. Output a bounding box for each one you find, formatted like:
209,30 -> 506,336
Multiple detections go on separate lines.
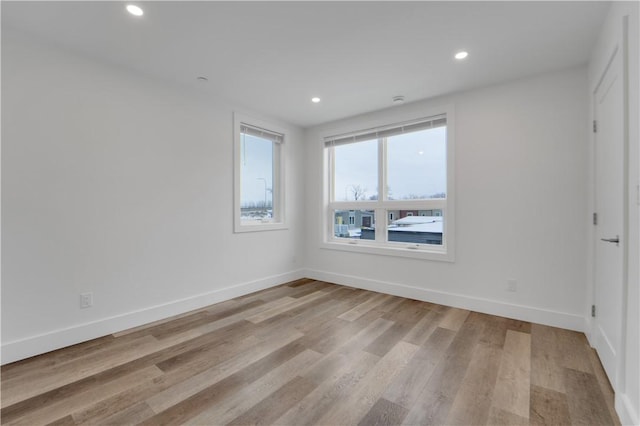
377,138 -> 387,243
381,199 -> 446,210
329,146 -> 335,203
380,137 -> 387,202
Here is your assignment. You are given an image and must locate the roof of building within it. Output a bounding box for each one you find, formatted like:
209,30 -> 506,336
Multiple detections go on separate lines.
389,216 -> 443,233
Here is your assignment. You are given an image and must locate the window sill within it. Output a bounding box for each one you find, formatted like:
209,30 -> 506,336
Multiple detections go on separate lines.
234,222 -> 288,233
320,240 -> 454,262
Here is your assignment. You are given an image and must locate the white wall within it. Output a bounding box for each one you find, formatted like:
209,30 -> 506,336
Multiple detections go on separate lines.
2,11 -> 637,424
589,2 -> 640,425
1,31 -> 305,363
304,67 -> 590,331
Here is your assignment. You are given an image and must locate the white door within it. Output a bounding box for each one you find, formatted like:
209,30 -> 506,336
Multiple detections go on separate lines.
593,45 -> 625,387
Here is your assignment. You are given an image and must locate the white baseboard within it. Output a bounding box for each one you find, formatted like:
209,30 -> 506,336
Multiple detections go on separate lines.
616,392 -> 640,426
584,311 -> 637,426
1,269 -> 305,365
1,268 -> 587,365
304,268 -> 586,332
584,316 -> 595,346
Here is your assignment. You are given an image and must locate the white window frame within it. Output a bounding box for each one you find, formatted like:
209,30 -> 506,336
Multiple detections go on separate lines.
234,113 -> 287,233
321,105 -> 455,262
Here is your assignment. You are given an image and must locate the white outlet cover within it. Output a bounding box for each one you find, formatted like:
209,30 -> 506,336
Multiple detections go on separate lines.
80,292 -> 93,308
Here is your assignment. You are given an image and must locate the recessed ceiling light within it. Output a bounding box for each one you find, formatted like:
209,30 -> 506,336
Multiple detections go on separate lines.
392,95 -> 405,105
126,4 -> 144,16
311,97 -> 321,103
455,51 -> 469,60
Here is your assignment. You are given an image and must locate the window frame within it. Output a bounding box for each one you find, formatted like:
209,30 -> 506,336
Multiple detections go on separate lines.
233,113 -> 287,233
321,105 -> 455,262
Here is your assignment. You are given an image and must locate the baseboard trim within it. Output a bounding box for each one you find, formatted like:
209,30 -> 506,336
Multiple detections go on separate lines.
584,316 -> 595,346
616,392 -> 640,426
1,269 -> 305,365
2,268 -> 588,365
304,269 -> 586,332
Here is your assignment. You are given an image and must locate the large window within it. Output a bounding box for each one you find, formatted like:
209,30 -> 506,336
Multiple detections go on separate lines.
324,109 -> 454,261
234,114 -> 286,232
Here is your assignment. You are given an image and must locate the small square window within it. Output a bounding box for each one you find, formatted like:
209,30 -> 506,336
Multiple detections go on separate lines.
334,210 -> 375,240
388,213 -> 444,246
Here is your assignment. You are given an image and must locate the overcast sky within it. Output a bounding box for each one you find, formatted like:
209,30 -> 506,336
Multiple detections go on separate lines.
241,126 -> 447,205
334,127 -> 447,201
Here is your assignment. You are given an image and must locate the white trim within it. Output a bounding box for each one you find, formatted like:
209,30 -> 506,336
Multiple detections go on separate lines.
233,112 -> 288,233
616,392 -> 640,426
303,268 -> 585,332
584,316 -> 595,345
1,269 -> 305,365
234,221 -> 288,233
320,239 -> 451,262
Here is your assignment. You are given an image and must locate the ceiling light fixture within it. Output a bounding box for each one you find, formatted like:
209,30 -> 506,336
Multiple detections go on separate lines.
455,51 -> 469,60
311,97 -> 321,103
126,4 -> 144,16
392,95 -> 405,105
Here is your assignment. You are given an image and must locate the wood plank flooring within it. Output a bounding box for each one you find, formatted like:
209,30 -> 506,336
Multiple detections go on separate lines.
1,279 -> 620,425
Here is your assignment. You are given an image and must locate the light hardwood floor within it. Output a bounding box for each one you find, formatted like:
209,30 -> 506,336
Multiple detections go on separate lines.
1,279 -> 620,425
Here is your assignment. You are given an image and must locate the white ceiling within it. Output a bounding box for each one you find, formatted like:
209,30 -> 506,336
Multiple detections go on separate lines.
2,1 -> 609,128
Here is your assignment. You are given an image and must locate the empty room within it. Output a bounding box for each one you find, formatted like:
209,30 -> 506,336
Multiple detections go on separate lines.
1,1 -> 639,425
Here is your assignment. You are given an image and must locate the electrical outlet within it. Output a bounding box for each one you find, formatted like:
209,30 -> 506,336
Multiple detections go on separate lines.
80,292 -> 93,309
507,280 -> 518,292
